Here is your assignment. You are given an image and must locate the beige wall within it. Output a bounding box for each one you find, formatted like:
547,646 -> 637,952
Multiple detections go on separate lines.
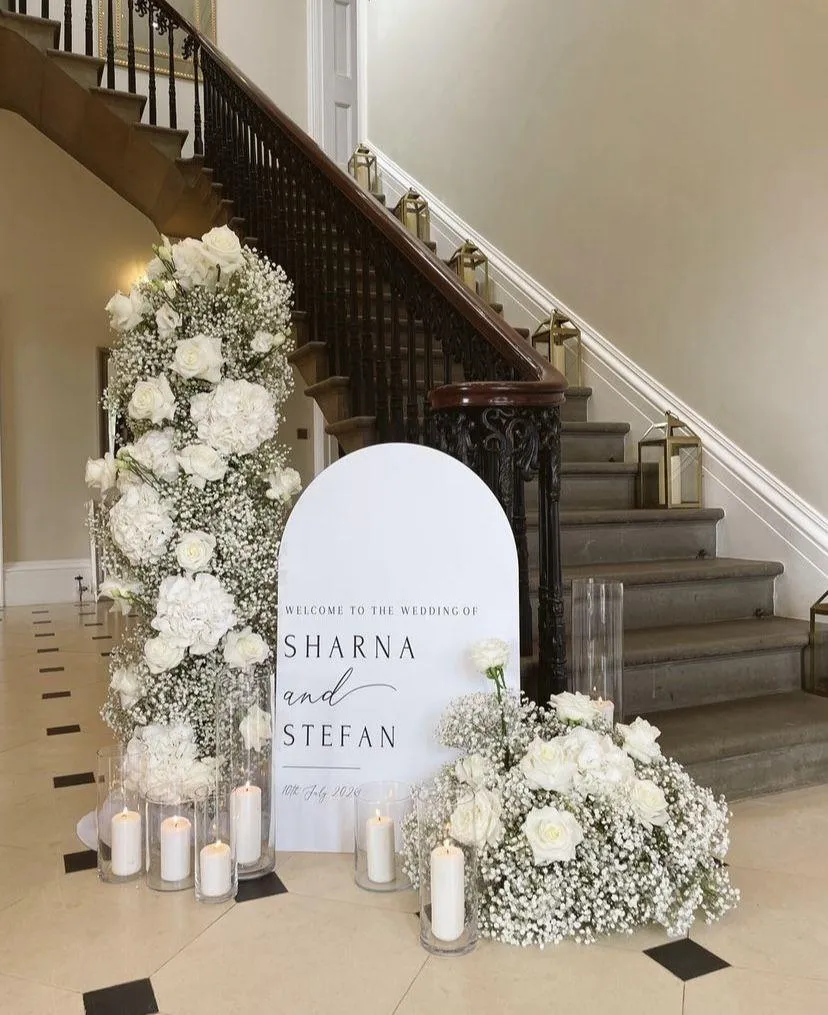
366,0 -> 828,516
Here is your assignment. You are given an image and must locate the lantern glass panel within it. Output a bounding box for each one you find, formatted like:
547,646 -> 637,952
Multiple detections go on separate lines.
639,441 -> 668,508
809,594 -> 828,695
669,443 -> 701,507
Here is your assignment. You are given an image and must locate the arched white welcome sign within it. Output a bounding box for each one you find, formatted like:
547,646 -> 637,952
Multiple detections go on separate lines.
274,443 -> 519,852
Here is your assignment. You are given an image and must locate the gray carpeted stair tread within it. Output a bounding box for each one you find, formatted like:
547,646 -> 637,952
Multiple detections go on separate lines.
561,421 -> 630,434
559,462 -> 639,476
624,616 -> 809,666
649,691 -> 828,765
558,507 -> 724,526
562,557 -> 784,588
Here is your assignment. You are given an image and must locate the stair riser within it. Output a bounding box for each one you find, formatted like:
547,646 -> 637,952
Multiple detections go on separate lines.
562,431 -> 626,463
46,52 -> 103,90
561,394 -> 588,423
682,740 -> 828,800
3,14 -> 59,50
562,575 -> 776,631
625,647 -> 802,714
558,473 -> 636,509
556,518 -> 718,564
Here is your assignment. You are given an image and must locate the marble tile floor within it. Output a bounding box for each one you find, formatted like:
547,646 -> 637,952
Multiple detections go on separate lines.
0,601 -> 827,1014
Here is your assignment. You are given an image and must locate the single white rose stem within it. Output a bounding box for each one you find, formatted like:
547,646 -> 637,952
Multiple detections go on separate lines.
365,811 -> 395,883
199,840 -> 232,897
430,841 -> 465,942
110,808 -> 142,877
160,815 -> 192,882
231,783 -> 262,865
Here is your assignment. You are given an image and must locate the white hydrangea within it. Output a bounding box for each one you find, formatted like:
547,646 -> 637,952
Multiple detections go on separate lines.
108,483 -> 174,565
191,379 -> 277,456
151,573 -> 237,656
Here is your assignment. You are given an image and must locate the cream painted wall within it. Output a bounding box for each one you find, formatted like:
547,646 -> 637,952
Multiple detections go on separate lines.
366,0 -> 828,516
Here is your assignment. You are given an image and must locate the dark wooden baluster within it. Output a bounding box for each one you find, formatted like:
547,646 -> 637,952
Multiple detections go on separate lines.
42,2 -> 49,21
373,257 -> 389,439
538,412 -> 565,699
192,42 -> 203,156
422,312 -> 434,445
324,190 -> 339,374
512,471 -> 533,658
388,283 -> 404,441
9,2 -> 17,16
147,2 -> 157,124
349,219 -> 364,415
335,206 -> 348,381
168,22 -> 177,128
61,0 -> 71,51
405,303 -> 420,442
360,233 -> 376,417
18,1 -> 26,14
126,0 -> 136,93
85,0 -> 93,56
106,0 -> 115,88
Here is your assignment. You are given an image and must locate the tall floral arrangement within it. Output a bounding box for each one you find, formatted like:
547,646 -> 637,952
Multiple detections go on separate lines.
85,227 -> 301,790
403,640 -> 739,947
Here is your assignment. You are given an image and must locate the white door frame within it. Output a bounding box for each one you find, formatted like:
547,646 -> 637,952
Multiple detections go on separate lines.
306,0 -> 367,476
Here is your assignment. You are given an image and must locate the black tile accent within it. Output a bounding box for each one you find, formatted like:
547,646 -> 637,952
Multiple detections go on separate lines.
83,978 -> 158,1015
92,635 -> 112,640
84,622 -> 104,628
79,611 -> 97,617
64,849 -> 97,874
37,647 -> 59,654
33,620 -> 52,625
40,665 -> 65,673
42,691 -> 71,699
32,609 -> 50,614
53,771 -> 94,788
47,724 -> 81,736
34,632 -> 56,638
644,939 -> 730,981
235,871 -> 288,903
101,652 -> 111,657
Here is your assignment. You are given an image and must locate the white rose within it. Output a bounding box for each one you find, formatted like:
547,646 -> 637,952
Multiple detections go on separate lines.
469,638 -> 510,674
630,779 -> 669,829
105,288 -> 147,332
565,729 -> 635,798
454,754 -> 490,790
144,635 -> 186,674
549,691 -> 602,724
448,788 -> 503,848
99,578 -> 141,615
110,664 -> 145,709
151,572 -> 237,655
191,379 -> 276,456
171,237 -> 218,290
182,757 -> 215,797
264,466 -> 302,504
146,256 -> 166,280
617,717 -> 663,765
172,334 -> 224,384
519,736 -> 577,793
128,374 -> 176,424
108,483 -> 174,565
85,452 -> 117,493
523,806 -> 583,865
175,530 -> 216,573
155,303 -> 181,340
201,225 -> 245,280
123,427 -> 180,483
177,443 -> 228,489
224,627 -> 271,670
239,704 -> 272,752
251,330 -> 286,355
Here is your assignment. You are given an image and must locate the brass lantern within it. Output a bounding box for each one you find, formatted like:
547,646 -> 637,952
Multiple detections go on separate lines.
348,143 -> 378,193
531,310 -> 583,385
638,412 -> 702,509
448,240 -> 490,301
808,591 -> 828,696
393,188 -> 430,241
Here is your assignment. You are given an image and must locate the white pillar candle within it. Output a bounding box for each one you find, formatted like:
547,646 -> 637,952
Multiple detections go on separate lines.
430,841 -> 465,942
160,815 -> 192,882
670,453 -> 682,506
595,698 -> 615,727
365,811 -> 395,884
110,809 -> 142,877
199,840 -> 232,898
231,784 -> 262,865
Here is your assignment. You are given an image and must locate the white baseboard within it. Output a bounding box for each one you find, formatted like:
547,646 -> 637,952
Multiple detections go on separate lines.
3,559 -> 92,607
370,143 -> 828,618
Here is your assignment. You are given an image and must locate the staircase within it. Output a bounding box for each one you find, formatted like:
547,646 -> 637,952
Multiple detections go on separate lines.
4,2 -> 828,800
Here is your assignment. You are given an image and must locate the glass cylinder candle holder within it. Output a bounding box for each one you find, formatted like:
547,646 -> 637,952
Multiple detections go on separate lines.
571,578 -> 624,725
354,781 -> 412,892
216,669 -> 274,881
145,785 -> 195,893
96,745 -> 144,884
194,784 -> 237,904
417,784 -> 478,956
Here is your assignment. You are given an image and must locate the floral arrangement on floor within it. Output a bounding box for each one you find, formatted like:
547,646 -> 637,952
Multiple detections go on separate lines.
85,226 -> 301,790
403,639 -> 739,947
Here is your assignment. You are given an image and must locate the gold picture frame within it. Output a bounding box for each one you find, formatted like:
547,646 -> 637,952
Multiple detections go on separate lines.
98,0 -> 216,82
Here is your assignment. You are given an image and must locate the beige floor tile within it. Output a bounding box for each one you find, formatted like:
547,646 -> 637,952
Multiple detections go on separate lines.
691,865 -> 828,981
0,972 -> 84,1014
0,873 -> 231,993
684,966 -> 828,1015
0,844 -> 64,914
0,783 -> 97,849
598,923 -> 687,952
396,940 -> 683,1015
278,850 -> 420,913
0,731 -> 107,776
153,893 -> 426,1015
728,784 -> 828,877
